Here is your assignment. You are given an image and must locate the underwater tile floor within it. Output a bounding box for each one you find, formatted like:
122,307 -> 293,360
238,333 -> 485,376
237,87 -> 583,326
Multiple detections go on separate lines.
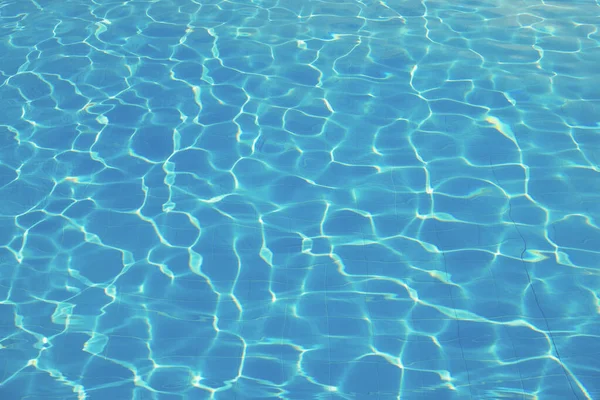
0,0 -> 599,399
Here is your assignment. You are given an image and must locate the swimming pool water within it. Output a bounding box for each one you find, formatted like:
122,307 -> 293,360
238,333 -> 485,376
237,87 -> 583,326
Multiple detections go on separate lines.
1,0 -> 599,399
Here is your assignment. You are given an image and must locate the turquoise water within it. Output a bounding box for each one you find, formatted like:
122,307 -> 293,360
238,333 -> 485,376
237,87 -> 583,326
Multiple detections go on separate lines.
1,0 -> 599,398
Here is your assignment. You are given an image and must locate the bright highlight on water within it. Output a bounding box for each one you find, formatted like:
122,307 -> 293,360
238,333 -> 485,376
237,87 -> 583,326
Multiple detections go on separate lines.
0,0 -> 599,399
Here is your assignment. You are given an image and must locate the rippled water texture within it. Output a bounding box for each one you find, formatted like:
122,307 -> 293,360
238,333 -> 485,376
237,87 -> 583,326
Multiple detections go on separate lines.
1,0 -> 599,399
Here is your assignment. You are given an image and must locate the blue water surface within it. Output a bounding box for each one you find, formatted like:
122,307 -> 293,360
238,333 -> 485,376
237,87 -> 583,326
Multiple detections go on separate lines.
1,0 -> 599,399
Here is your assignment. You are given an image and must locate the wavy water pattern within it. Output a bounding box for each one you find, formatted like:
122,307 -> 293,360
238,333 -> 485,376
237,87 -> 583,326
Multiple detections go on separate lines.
1,0 -> 599,399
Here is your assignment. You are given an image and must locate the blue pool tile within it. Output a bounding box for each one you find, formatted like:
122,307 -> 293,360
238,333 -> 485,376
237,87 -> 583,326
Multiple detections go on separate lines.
1,0 -> 599,398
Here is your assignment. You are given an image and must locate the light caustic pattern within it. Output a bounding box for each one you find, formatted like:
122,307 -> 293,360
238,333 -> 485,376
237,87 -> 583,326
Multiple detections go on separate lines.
0,0 -> 599,399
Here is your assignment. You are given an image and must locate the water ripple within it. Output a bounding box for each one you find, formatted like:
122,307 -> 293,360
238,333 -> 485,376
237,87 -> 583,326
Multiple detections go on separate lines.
0,0 -> 599,399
